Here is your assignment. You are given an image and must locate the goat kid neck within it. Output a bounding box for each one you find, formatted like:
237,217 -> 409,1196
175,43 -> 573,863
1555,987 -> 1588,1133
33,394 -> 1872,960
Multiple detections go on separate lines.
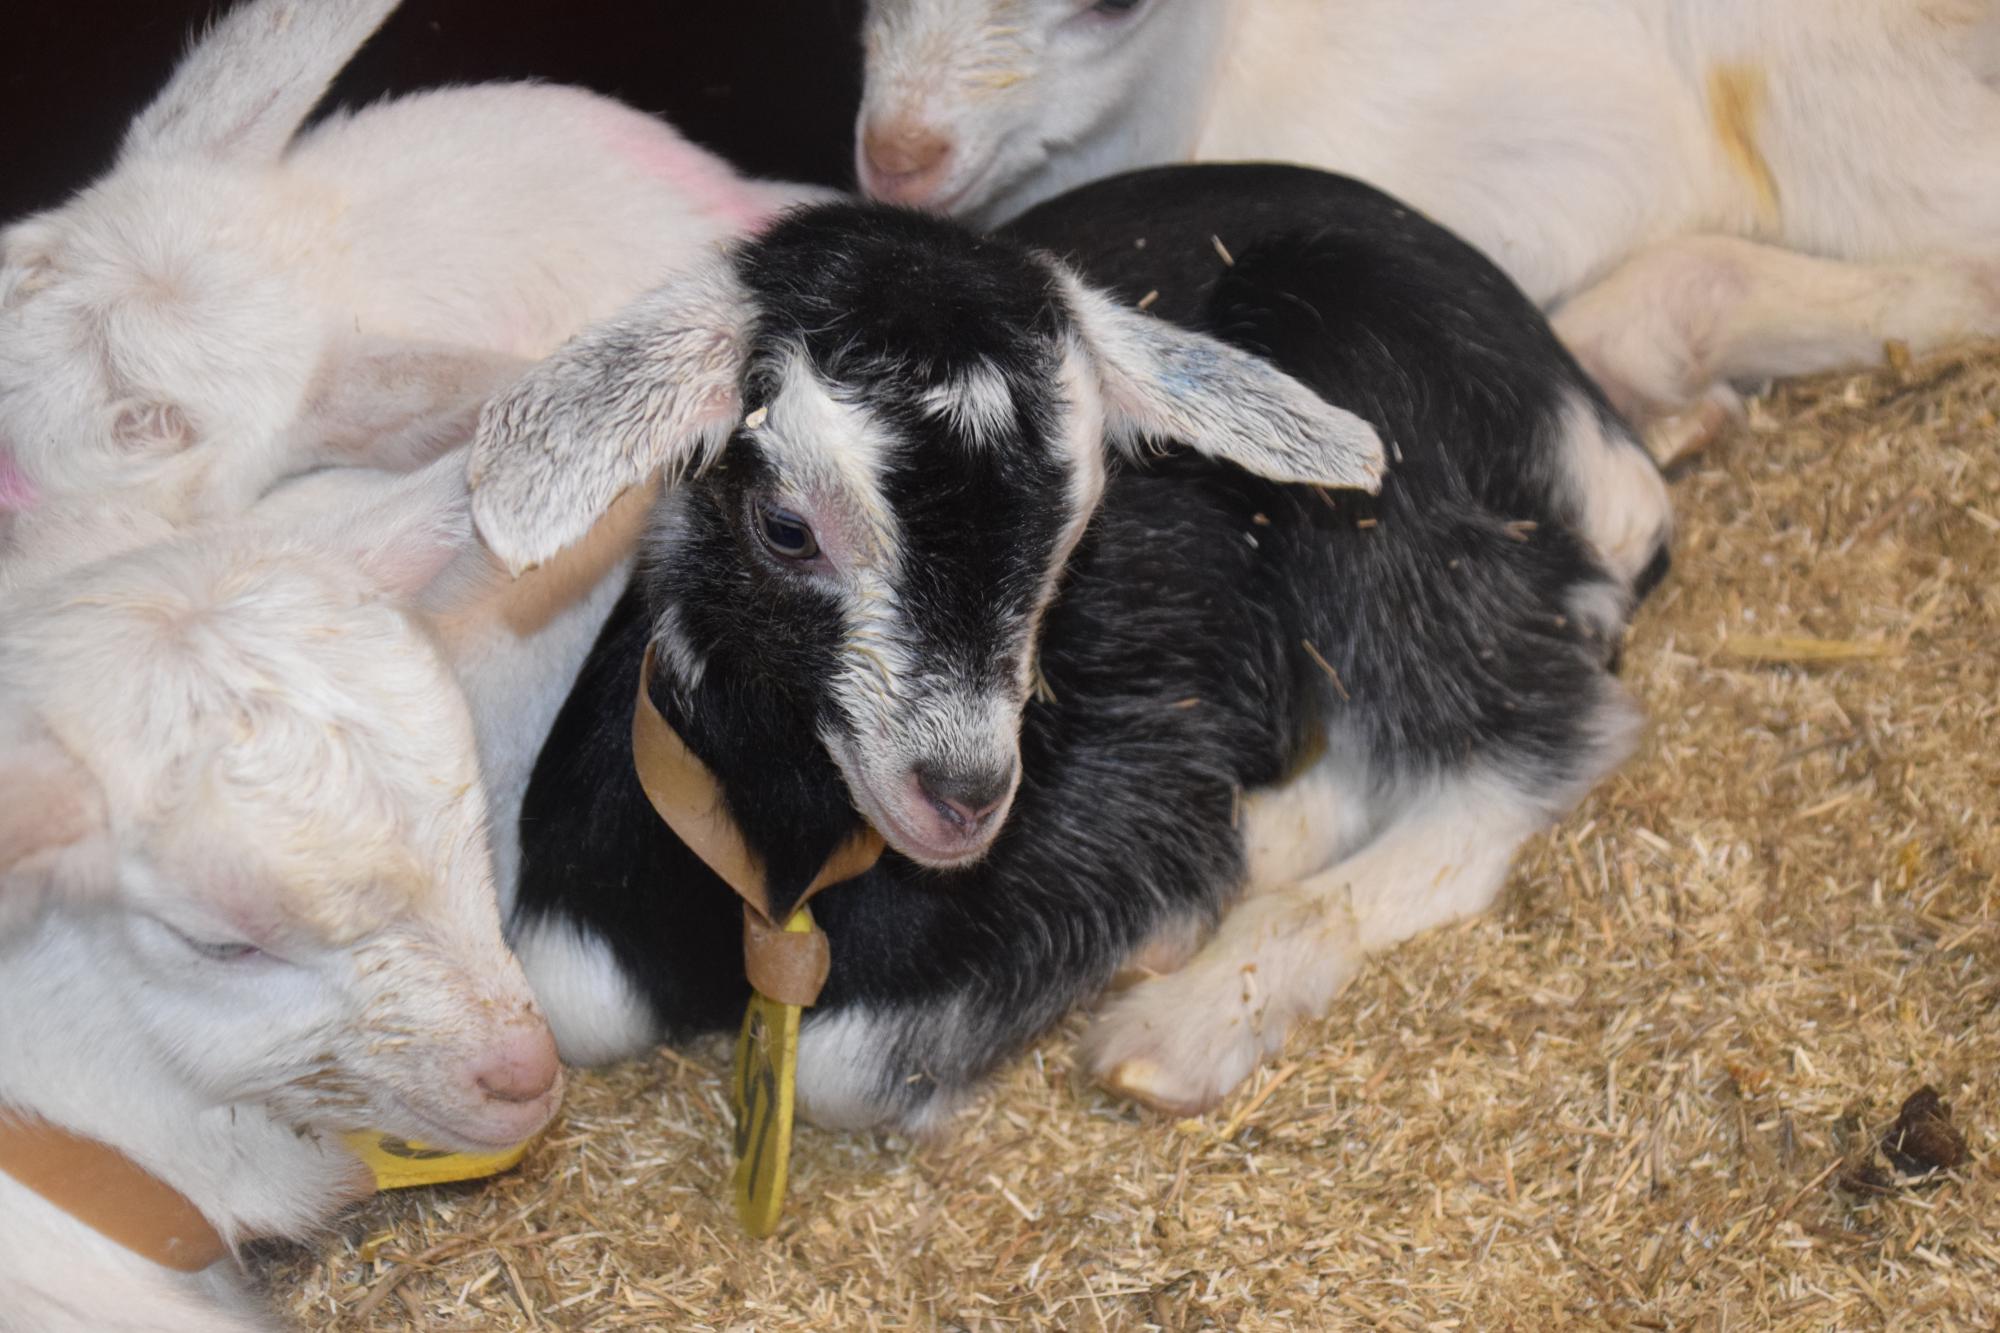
648,646 -> 877,924
0,913 -> 371,1253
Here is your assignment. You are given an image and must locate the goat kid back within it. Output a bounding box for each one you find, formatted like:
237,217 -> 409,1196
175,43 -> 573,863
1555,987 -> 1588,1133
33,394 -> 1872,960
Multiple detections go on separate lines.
857,0 -> 2000,432
473,169 -> 1668,1128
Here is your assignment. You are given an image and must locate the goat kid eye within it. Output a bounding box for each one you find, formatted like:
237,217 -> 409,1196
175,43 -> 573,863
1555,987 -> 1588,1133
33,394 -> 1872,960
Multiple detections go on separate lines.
1088,0 -> 1148,16
166,923 -> 262,963
756,504 -> 821,563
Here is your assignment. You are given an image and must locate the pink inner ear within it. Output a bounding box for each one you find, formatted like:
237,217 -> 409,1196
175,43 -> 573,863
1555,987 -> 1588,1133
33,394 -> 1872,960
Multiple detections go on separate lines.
0,449 -> 38,513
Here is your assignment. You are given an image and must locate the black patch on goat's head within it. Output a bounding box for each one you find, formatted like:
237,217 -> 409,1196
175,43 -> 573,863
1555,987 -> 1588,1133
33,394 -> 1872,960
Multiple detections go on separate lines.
470,201 -> 1383,868
647,208 -> 1105,869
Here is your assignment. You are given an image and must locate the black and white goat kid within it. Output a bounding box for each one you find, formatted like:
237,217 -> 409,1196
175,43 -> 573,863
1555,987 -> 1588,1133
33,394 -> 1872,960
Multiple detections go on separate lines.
472,166 -> 1672,1126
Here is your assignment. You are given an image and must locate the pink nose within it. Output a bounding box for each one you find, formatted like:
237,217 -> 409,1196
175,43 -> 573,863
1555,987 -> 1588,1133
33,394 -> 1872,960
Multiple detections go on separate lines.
861,118 -> 954,204
470,1020 -> 561,1106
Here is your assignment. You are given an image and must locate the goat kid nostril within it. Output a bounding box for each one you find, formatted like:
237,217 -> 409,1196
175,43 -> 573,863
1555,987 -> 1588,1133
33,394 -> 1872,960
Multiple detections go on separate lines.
862,120 -> 953,191
917,765 -> 1015,831
472,1024 -> 561,1105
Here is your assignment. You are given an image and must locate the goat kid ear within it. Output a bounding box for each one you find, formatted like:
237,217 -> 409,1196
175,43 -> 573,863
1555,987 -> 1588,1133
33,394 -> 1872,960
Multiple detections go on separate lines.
273,451 -> 480,604
293,337 -> 534,473
1057,272 -> 1387,494
0,220 -> 60,310
121,0 -> 400,163
468,259 -> 752,575
0,722 -> 110,933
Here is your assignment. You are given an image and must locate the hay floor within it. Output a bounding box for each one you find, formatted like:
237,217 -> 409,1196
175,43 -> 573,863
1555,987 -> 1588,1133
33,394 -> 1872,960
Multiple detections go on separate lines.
268,345 -> 2000,1331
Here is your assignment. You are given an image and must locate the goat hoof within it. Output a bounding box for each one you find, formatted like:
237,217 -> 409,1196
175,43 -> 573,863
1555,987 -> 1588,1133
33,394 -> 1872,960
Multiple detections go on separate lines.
1643,385 -> 1742,467
1098,1057 -> 1227,1117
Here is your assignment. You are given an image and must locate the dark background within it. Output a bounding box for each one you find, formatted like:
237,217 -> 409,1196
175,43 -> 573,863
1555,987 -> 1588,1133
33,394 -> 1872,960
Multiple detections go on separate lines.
2,0 -> 869,223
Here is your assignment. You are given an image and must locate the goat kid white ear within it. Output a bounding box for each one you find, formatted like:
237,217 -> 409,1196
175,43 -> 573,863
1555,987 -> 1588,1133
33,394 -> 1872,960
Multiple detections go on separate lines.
1058,273 -> 1388,494
109,399 -> 196,456
0,724 -> 109,932
121,0 -> 401,162
294,337 -> 534,473
468,259 -> 752,575
282,452 -> 480,603
0,220 -> 59,309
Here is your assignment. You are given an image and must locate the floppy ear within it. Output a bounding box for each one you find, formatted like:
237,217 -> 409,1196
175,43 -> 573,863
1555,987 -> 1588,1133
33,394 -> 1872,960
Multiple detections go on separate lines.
291,337 -> 533,473
108,399 -> 197,457
122,0 -> 400,163
0,721 -> 109,934
0,220 -> 59,311
1057,271 -> 1387,494
468,258 -> 752,575
280,451 -> 482,604
259,448 -> 481,613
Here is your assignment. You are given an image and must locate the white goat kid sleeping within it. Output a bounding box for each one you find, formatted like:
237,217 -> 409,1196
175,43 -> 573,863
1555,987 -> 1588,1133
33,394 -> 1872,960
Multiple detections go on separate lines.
856,0 -> 2000,437
0,462 -> 560,1333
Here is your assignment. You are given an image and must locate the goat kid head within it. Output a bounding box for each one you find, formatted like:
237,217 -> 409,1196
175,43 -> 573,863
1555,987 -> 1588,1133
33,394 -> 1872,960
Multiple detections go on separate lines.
856,0 -> 1225,225
0,458 -> 562,1155
471,205 -> 1382,867
0,0 -> 516,548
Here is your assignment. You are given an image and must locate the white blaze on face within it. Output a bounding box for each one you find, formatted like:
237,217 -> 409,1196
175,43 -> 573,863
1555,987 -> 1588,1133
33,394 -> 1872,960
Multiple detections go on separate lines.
919,359 -> 1019,447
723,341 -> 1110,866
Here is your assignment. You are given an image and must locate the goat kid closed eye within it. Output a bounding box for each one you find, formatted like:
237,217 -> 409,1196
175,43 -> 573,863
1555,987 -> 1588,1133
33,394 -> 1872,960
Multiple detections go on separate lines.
0,458 -> 560,1333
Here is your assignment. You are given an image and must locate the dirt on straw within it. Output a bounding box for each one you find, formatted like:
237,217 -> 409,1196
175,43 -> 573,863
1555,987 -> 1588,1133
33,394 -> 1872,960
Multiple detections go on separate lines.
266,343 -> 2000,1331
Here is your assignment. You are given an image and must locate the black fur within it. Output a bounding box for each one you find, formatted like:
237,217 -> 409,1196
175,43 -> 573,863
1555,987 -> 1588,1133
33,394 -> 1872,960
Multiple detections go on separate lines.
514,165 -> 1670,1123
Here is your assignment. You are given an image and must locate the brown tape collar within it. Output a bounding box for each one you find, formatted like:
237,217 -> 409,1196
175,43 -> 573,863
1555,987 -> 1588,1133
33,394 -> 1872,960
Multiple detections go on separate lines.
0,1112 -> 229,1272
631,648 -> 883,1007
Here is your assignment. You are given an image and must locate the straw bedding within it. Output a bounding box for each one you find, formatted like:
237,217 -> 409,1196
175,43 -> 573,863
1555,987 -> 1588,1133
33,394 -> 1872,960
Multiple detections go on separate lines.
268,343 -> 2000,1331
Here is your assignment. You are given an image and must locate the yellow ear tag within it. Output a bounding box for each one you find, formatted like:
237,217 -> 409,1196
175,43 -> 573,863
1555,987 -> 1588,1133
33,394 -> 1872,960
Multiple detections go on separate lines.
730,904 -> 811,1238
339,1130 -> 536,1191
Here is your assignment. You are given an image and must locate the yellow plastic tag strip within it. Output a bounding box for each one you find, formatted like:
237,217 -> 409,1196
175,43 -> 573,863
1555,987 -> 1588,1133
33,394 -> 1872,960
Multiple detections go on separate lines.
629,648 -> 882,1236
339,1131 -> 537,1191
729,907 -> 812,1238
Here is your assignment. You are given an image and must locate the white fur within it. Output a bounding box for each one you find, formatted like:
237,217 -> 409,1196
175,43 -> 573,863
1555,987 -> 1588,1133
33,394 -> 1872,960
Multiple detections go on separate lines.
0,467 -> 563,1331
260,460 -> 656,912
0,0 -> 814,543
1086,680 -> 1644,1114
1550,392 -> 1674,590
0,0 -> 823,913
858,0 -> 2000,422
469,261 -> 758,576
795,1005 -> 913,1132
919,361 -> 1019,446
1089,760 -> 1603,1115
508,917 -> 661,1068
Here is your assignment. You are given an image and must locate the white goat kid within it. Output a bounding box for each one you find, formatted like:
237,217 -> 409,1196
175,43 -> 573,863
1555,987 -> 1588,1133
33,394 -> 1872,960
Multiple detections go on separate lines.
857,0 -> 2000,432
0,463 -> 560,1333
0,0 -> 822,903
0,0 -> 807,531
